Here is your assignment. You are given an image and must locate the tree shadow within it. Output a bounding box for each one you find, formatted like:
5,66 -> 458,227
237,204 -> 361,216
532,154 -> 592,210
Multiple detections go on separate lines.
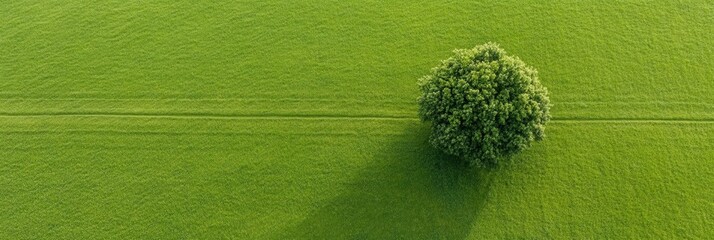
275,123 -> 497,239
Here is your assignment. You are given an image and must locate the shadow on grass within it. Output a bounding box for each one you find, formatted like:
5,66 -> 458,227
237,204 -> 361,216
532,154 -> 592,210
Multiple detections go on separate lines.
275,123 -> 496,239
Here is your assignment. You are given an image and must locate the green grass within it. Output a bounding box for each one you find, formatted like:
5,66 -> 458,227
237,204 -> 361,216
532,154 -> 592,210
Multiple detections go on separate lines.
1,0 -> 713,239
1,117 -> 712,238
2,1 -> 713,118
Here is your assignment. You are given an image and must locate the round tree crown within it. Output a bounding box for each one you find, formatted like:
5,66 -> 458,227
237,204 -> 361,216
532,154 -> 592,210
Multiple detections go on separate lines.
418,43 -> 550,167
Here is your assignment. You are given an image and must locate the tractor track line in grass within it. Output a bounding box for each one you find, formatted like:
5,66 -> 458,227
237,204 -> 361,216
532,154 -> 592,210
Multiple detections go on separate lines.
0,112 -> 419,121
551,118 -> 714,123
0,99 -> 710,105
0,98 -> 417,104
1,112 -> 714,123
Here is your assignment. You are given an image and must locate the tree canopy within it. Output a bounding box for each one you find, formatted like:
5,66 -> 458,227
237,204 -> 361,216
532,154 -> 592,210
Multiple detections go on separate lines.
418,43 -> 550,167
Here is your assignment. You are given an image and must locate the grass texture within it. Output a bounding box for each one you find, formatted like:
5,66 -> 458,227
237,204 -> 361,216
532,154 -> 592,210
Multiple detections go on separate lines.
1,0 -> 713,239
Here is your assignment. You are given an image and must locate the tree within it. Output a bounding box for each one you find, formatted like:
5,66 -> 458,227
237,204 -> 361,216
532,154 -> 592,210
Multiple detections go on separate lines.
418,43 -> 550,167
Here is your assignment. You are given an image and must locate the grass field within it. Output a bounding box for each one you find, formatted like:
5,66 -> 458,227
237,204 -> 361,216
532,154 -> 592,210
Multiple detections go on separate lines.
1,1 -> 713,239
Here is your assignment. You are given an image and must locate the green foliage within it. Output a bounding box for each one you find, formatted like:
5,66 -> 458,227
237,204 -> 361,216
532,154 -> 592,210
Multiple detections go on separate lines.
418,43 -> 550,166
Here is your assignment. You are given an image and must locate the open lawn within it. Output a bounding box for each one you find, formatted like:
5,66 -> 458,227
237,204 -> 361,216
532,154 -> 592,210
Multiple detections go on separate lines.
1,1 -> 713,239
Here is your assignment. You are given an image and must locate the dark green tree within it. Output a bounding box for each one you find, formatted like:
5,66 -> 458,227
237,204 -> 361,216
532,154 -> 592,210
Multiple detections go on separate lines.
418,43 -> 550,167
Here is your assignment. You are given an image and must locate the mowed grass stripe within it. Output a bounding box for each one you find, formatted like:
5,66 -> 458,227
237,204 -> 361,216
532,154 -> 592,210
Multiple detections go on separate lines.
0,98 -> 419,119
0,112 -> 419,121
2,113 -> 714,124
1,118 -> 712,239
1,99 -> 713,120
